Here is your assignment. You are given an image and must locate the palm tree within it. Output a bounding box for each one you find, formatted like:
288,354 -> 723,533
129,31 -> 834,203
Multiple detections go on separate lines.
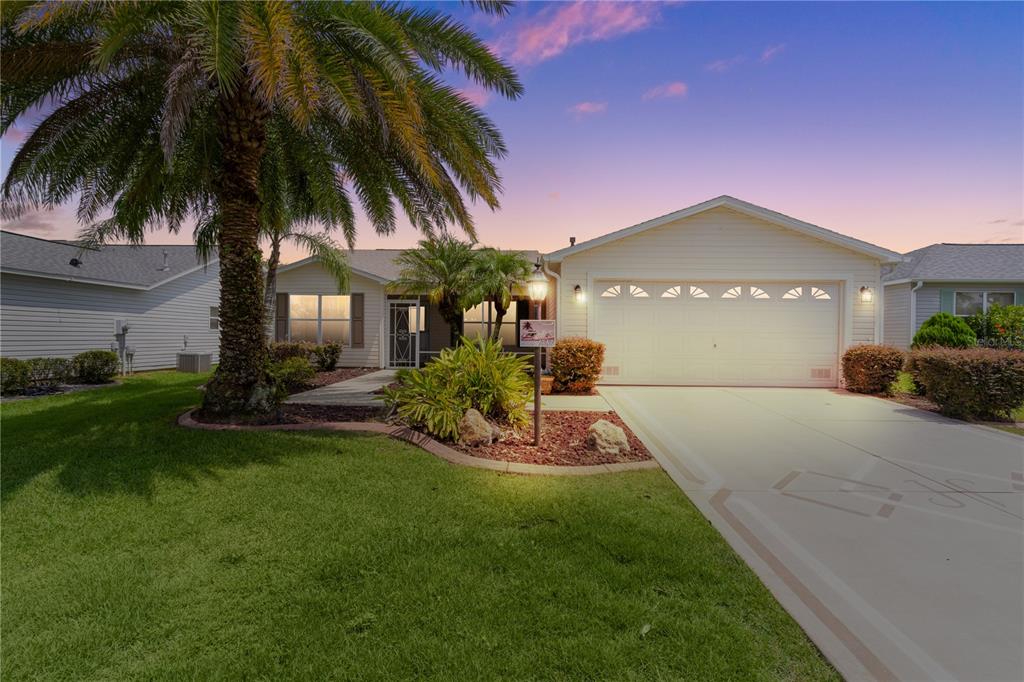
1,1 -> 522,416
390,237 -> 478,347
469,248 -> 532,342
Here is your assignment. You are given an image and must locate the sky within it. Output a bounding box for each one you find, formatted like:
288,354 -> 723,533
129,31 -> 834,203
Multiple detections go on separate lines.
2,1 -> 1022,263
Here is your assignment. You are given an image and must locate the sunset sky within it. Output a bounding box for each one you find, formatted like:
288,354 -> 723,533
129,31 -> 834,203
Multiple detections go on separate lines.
1,1 -> 1021,262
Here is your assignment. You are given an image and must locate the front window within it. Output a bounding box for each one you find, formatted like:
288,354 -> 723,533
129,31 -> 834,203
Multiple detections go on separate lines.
955,291 -> 1014,316
463,302 -> 518,346
289,294 -> 351,344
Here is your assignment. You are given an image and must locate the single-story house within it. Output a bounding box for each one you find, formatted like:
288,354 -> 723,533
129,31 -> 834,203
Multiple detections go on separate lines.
0,230 -> 220,370
882,243 -> 1024,348
278,196 -> 903,388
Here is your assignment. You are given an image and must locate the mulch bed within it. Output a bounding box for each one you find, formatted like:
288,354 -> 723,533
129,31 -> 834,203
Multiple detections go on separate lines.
301,367 -> 379,390
281,404 -> 384,424
456,410 -> 651,466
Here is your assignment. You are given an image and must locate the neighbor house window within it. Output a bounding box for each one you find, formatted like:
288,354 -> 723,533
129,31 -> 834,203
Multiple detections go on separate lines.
955,291 -> 1015,316
463,302 -> 518,346
289,294 -> 352,344
209,306 -> 219,330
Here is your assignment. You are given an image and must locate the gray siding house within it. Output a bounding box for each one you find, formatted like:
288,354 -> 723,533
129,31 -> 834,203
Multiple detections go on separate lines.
1,231 -> 220,370
882,243 -> 1024,348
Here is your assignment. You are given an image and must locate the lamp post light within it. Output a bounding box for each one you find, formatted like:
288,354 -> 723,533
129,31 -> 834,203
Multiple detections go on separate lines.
527,262 -> 549,446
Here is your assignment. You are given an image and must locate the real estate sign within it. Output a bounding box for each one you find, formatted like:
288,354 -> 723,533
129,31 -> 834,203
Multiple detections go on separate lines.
519,320 -> 556,347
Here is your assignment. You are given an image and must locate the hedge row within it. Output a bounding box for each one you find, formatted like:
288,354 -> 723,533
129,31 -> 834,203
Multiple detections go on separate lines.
1,350 -> 120,395
269,341 -> 341,372
549,337 -> 605,394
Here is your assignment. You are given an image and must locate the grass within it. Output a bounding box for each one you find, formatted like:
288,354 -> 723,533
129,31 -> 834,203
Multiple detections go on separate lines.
889,371 -> 1024,436
2,372 -> 838,681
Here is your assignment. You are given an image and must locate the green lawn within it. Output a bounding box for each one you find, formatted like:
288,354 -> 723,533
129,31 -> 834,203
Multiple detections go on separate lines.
2,373 -> 837,680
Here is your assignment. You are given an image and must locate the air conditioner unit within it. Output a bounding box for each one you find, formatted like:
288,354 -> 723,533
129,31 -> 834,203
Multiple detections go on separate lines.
176,353 -> 212,373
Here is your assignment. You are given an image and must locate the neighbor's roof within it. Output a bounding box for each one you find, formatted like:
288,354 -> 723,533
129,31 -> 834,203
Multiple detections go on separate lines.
0,230 -> 216,289
883,243 -> 1024,284
544,195 -> 903,263
280,248 -> 543,283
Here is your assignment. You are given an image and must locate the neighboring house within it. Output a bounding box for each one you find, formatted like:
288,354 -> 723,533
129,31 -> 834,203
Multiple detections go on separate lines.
881,243 -> 1024,348
274,249 -> 550,369
278,196 -> 902,388
0,230 -> 220,370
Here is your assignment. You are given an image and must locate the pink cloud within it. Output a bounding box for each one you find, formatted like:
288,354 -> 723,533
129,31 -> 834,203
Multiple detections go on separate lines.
760,43 -> 786,63
705,55 -> 745,73
458,86 -> 492,108
642,81 -> 688,101
568,101 -> 607,118
493,1 -> 662,66
2,125 -> 28,143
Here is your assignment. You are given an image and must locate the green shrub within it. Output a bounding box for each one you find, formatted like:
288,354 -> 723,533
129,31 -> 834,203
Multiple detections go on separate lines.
911,312 -> 977,349
841,344 -> 905,394
906,347 -> 1024,420
549,337 -> 605,394
25,357 -> 74,389
270,356 -> 315,393
966,304 -> 1024,350
1,358 -> 30,395
311,342 -> 341,372
73,350 -> 119,384
269,341 -> 315,362
381,337 -> 532,441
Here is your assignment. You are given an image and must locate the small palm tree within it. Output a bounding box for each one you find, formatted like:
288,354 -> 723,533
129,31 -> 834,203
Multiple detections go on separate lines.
1,1 -> 522,416
469,248 -> 532,342
390,237 -> 477,347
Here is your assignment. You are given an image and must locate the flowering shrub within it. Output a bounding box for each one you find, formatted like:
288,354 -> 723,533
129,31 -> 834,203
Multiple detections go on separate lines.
549,337 -> 605,394
906,347 -> 1024,420
966,304 -> 1024,350
841,344 -> 905,394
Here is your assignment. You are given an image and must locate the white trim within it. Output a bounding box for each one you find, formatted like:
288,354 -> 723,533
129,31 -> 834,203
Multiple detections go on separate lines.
276,255 -> 391,285
544,196 -> 902,263
0,259 -> 219,290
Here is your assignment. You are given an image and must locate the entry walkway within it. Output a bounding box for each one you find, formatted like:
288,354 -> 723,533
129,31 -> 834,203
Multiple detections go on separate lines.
286,370 -> 395,406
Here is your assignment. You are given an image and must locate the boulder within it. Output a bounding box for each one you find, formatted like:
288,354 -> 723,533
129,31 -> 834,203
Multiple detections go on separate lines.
459,408 -> 493,446
586,419 -> 630,457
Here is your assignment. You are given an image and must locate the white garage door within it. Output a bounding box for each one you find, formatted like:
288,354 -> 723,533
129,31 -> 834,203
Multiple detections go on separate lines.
593,282 -> 840,387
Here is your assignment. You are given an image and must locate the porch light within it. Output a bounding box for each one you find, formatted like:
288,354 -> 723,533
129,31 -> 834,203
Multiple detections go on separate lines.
573,284 -> 585,303
528,262 -> 548,302
859,286 -> 873,303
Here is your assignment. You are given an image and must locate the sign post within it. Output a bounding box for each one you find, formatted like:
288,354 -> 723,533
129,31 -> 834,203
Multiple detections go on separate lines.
520,319 -> 556,446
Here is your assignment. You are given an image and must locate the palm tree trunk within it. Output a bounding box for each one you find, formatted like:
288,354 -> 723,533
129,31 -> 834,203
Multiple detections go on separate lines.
263,234 -> 282,342
202,83 -> 273,416
492,299 -> 506,343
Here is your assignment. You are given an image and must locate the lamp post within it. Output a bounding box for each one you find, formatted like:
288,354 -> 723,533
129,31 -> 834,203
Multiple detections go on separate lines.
527,262 -> 549,446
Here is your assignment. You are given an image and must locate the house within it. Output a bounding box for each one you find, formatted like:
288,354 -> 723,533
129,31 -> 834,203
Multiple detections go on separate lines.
543,196 -> 902,387
881,243 -> 1024,348
0,230 -> 220,370
278,196 -> 903,388
274,249 -> 550,369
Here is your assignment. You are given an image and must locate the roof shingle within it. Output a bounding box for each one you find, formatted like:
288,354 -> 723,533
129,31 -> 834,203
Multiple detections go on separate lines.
884,243 -> 1024,282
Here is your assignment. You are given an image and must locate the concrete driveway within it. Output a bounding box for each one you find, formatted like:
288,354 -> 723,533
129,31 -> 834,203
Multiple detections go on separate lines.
601,386 -> 1024,682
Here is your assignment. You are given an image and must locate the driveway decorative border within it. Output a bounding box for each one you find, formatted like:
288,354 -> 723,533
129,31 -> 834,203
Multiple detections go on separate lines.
178,410 -> 661,476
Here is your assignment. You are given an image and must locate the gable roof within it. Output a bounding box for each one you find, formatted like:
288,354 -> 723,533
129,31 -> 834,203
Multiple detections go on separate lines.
543,195 -> 903,263
0,230 -> 216,290
278,248 -> 543,284
882,243 -> 1024,284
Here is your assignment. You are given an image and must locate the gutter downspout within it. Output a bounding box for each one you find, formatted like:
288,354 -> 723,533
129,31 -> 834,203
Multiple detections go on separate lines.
909,280 -> 924,345
541,259 -> 561,372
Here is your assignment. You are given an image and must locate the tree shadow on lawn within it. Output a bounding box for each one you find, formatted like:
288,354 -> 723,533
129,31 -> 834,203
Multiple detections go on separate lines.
0,374 -> 375,501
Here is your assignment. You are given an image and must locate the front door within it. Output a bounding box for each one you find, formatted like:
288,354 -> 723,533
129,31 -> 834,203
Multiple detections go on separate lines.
387,300 -> 420,368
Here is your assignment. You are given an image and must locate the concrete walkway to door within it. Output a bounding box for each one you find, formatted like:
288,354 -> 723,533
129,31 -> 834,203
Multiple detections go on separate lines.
286,370 -> 395,406
601,386 -> 1024,682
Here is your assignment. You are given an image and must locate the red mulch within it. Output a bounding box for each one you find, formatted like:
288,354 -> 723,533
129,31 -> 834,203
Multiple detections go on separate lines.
301,367 -> 379,390
281,403 -> 384,423
456,410 -> 651,466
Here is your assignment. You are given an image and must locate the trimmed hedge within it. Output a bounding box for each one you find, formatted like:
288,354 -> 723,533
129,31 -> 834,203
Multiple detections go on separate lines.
906,347 -> 1024,420
269,341 -> 316,362
74,350 -> 119,384
270,356 -> 315,393
841,344 -> 905,394
312,342 -> 341,372
912,312 -> 977,349
549,337 -> 605,394
1,357 -> 30,395
25,357 -> 74,389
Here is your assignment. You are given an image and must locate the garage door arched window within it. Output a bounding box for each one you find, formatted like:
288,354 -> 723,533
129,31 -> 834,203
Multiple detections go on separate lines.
689,286 -> 709,299
810,287 -> 832,300
782,287 -> 803,300
601,285 -> 621,298
721,286 -> 742,299
629,285 -> 649,298
661,285 -> 681,298
750,286 -> 770,299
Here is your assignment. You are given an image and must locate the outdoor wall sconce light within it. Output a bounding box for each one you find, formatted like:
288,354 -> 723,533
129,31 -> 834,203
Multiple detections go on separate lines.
574,284 -> 585,303
859,286 -> 873,303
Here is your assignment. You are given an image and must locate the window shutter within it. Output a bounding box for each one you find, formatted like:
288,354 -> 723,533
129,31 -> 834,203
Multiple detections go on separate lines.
275,293 -> 289,341
351,293 -> 364,348
939,289 -> 954,314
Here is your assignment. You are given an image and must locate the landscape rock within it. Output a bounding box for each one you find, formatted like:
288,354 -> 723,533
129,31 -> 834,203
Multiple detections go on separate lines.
586,419 -> 630,457
459,408 -> 493,446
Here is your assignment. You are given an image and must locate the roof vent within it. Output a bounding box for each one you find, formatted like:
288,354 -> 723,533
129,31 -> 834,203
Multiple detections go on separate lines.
569,236 -> 576,246
69,257 -> 83,268
158,250 -> 170,271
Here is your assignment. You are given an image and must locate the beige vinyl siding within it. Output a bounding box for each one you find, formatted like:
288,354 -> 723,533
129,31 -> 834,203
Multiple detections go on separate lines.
558,206 -> 881,348
1,266 -> 220,370
883,283 -> 911,348
276,263 -> 383,368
